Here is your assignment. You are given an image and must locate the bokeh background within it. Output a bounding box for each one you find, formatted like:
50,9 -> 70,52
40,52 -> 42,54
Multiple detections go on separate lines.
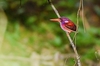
0,0 -> 100,66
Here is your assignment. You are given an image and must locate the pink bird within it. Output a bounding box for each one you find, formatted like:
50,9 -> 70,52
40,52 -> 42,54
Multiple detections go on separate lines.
50,17 -> 76,33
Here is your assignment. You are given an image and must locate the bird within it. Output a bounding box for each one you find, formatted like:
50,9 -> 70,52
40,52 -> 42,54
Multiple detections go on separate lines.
50,17 -> 76,33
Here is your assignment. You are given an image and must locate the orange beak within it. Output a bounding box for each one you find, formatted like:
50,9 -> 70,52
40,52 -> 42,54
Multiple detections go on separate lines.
50,18 -> 60,22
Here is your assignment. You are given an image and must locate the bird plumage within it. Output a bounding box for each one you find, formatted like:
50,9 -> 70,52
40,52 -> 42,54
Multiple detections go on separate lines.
50,17 -> 76,33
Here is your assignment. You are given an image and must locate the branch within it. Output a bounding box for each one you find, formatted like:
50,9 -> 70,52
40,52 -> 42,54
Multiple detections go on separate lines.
48,0 -> 81,66
66,32 -> 81,66
47,0 -> 61,18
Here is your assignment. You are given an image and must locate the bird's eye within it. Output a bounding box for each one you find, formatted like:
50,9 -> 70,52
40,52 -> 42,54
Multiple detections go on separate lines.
65,20 -> 68,23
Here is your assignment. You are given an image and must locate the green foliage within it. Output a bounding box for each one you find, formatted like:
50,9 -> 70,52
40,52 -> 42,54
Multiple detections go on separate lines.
82,49 -> 95,60
53,36 -> 62,46
26,16 -> 37,25
0,0 -> 100,66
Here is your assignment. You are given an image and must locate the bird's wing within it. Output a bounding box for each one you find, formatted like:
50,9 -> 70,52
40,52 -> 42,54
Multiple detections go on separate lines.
65,21 -> 76,31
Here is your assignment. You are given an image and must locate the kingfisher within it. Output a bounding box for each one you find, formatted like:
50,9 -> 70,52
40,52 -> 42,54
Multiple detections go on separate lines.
50,17 -> 76,33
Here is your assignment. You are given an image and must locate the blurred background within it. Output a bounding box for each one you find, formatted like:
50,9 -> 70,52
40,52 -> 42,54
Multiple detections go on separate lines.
0,0 -> 100,66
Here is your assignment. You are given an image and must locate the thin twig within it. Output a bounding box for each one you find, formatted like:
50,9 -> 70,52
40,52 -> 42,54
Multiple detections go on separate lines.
66,33 -> 81,66
74,0 -> 84,40
48,0 -> 61,18
47,0 -> 81,66
77,0 -> 82,31
19,0 -> 22,8
81,0 -> 86,32
73,0 -> 83,45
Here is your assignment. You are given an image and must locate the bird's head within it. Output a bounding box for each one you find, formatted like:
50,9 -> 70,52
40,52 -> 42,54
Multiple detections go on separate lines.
50,17 -> 69,24
50,17 -> 76,33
